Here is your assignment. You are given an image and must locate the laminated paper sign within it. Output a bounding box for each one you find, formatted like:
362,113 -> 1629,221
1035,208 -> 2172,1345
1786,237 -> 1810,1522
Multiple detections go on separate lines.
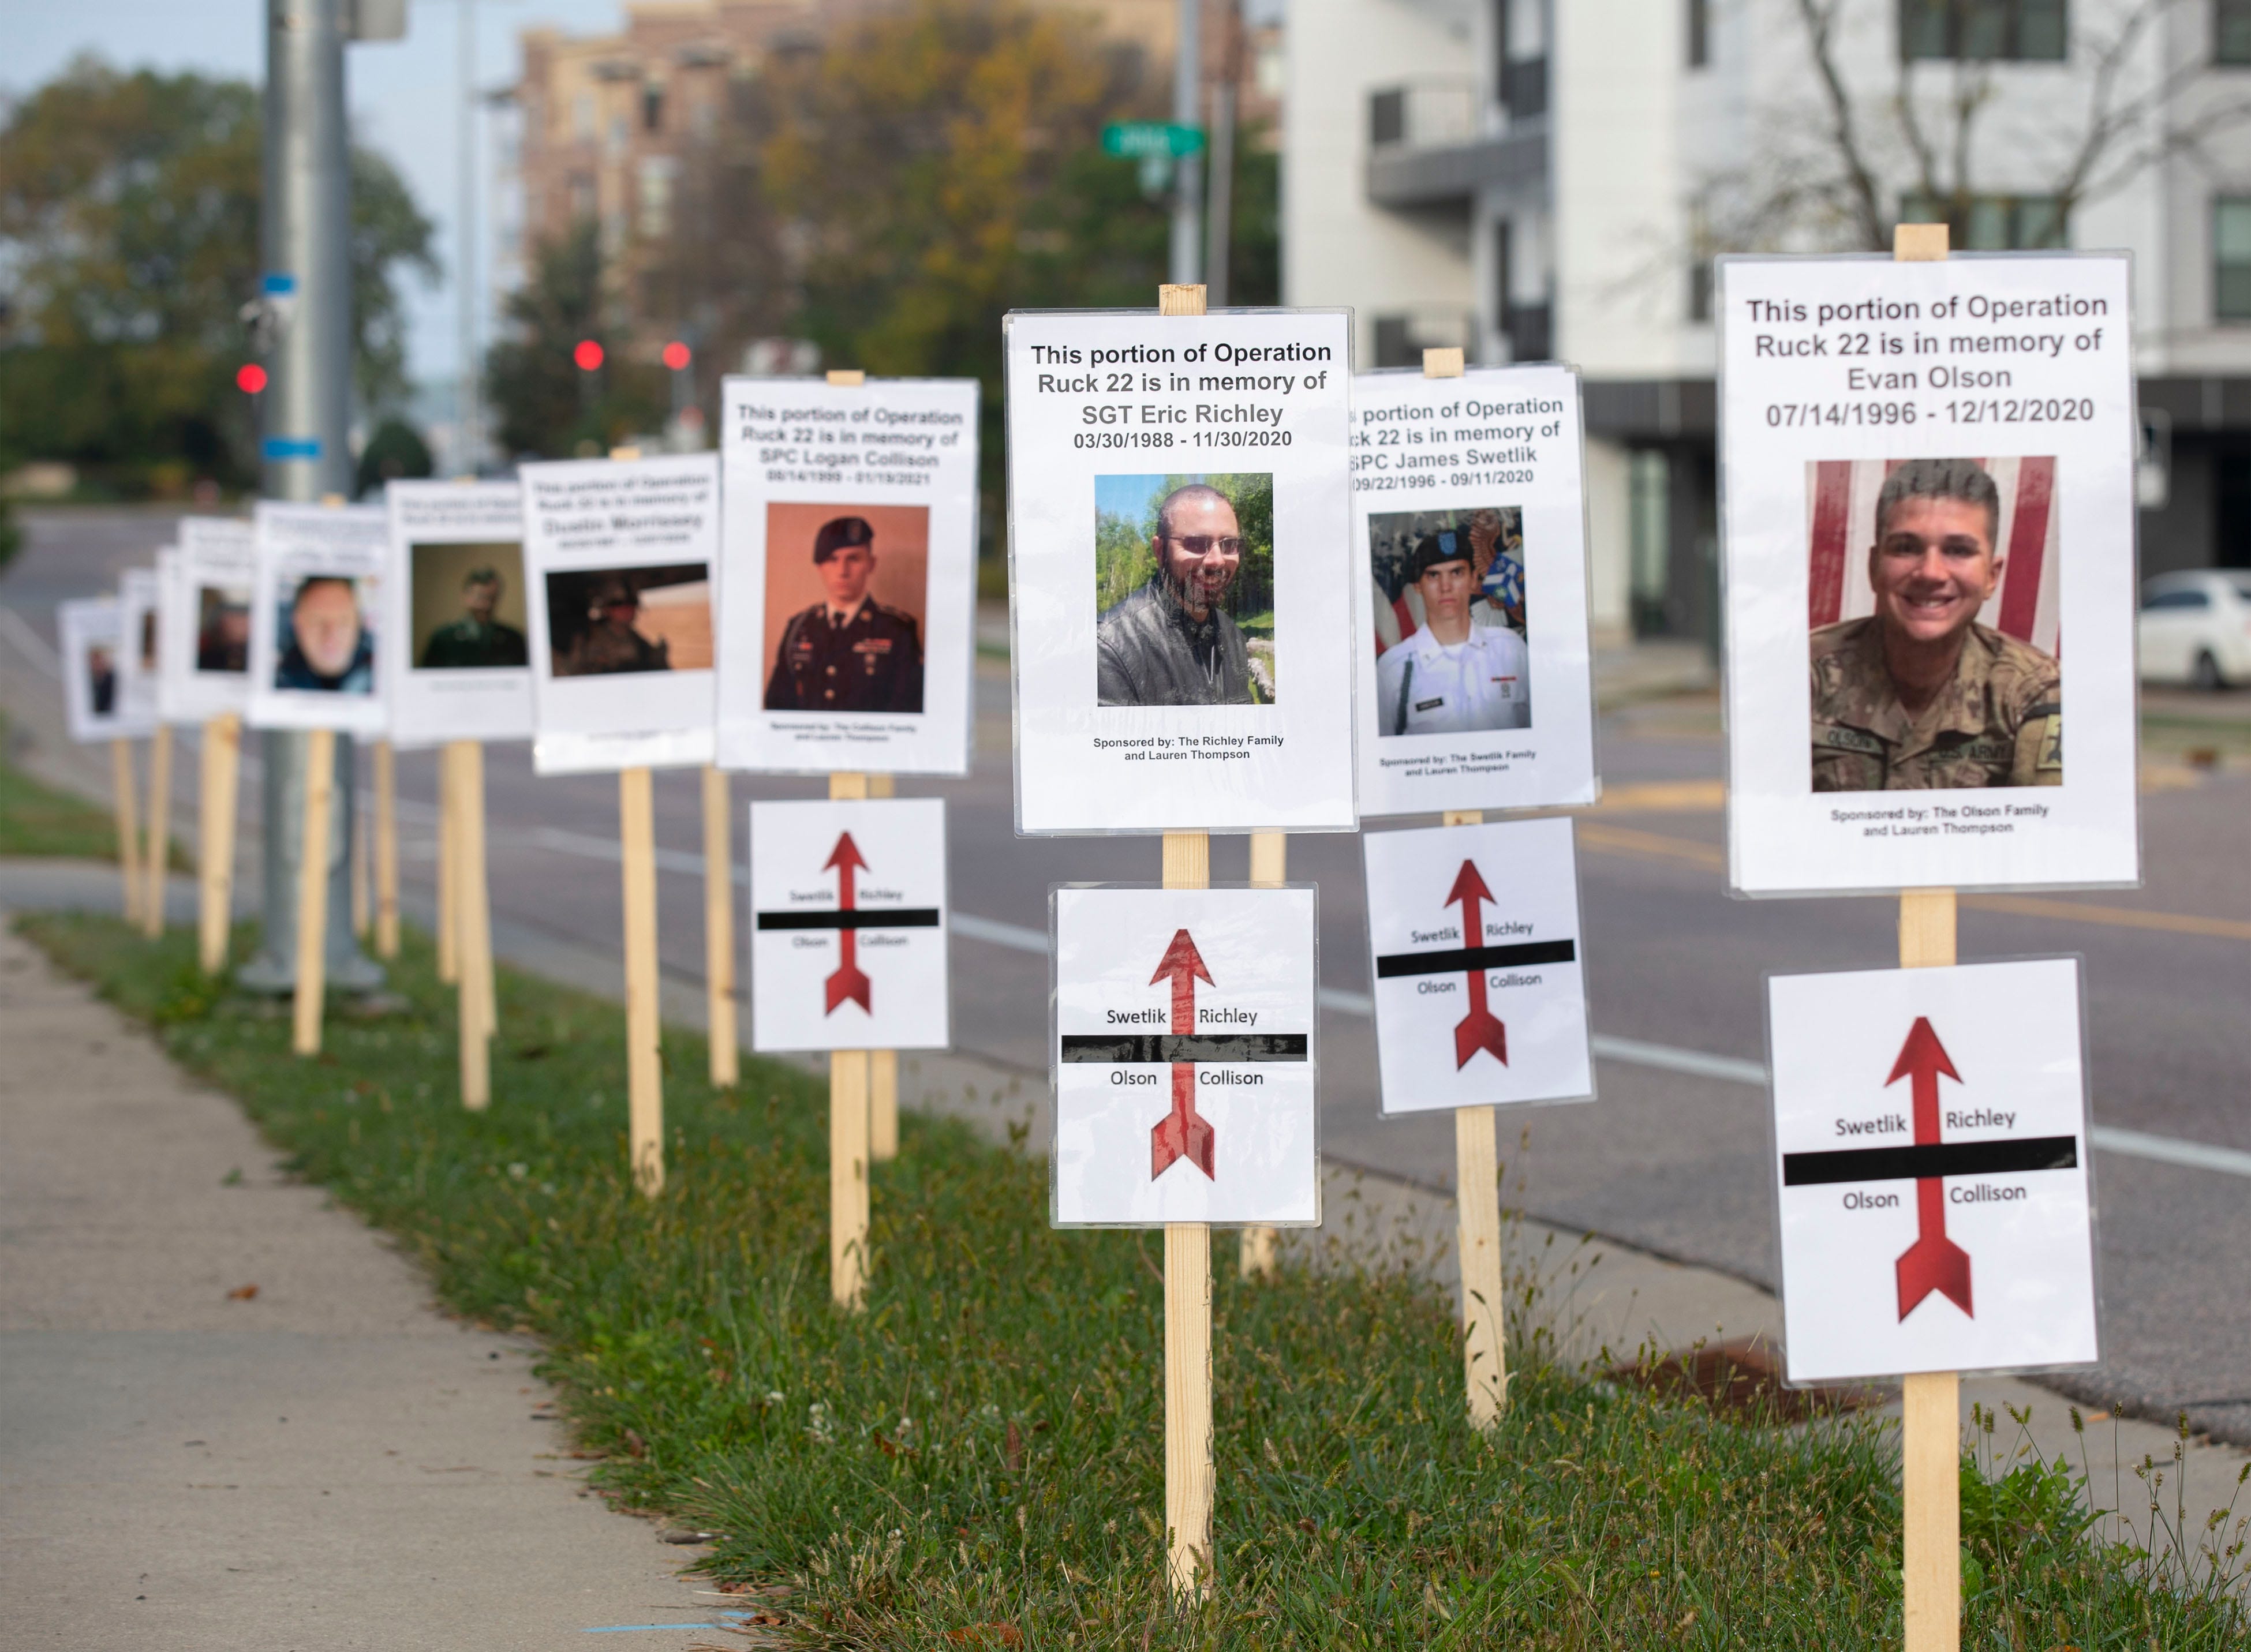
246,502 -> 391,736
521,452 -> 720,774
717,377 -> 979,776
1362,816 -> 1592,1116
162,516 -> 255,722
383,480 -> 534,747
1052,886 -> 1319,1226
1352,366 -> 1597,816
1767,958 -> 2098,1384
115,567 -> 165,729
1719,253 -> 2138,895
59,599 -> 152,743
747,797 -> 950,1053
1004,309 -> 1358,835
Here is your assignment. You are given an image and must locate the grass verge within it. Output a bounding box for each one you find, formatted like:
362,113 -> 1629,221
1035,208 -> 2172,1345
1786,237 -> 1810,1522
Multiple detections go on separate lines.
19,911 -> 2247,1649
0,713 -> 140,861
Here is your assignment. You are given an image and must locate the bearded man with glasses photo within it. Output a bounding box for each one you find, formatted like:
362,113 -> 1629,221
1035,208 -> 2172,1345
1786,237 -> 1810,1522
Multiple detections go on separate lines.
1095,482 -> 1262,706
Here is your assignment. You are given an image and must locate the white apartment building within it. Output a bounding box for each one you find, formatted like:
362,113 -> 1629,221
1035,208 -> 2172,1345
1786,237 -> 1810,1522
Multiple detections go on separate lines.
1286,0 -> 2251,645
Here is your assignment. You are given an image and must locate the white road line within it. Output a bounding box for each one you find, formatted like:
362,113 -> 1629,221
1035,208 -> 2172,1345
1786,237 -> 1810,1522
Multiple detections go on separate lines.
412,815 -> 2251,1185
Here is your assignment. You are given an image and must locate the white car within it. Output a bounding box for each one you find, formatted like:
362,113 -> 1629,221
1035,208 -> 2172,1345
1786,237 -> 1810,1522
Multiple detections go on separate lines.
2137,570 -> 2251,690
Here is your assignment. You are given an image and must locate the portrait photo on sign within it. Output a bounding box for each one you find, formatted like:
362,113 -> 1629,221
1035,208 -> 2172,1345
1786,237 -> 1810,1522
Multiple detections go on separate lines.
1806,456 -> 2061,793
761,503 -> 927,716
271,575 -> 377,695
411,541 -> 529,671
196,583 -> 252,674
1094,472 -> 1274,706
544,563 -> 711,677
1370,505 -> 1528,738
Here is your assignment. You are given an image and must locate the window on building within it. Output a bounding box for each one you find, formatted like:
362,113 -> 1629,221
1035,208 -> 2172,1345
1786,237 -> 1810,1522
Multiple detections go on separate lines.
1368,89 -> 1404,147
1899,0 -> 2067,61
638,156 -> 678,239
1493,220 -> 1513,345
573,92 -> 596,141
1688,259 -> 1714,323
1628,450 -> 1672,638
2219,0 -> 2251,63
1688,0 -> 1711,66
642,82 -> 665,133
1493,0 -> 1509,93
1900,192 -> 2067,249
2217,198 -> 2251,320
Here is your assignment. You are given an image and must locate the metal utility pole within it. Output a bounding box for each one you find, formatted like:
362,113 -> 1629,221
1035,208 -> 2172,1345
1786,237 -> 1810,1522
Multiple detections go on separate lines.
456,0 -> 481,476
1202,0 -> 1239,308
240,0 -> 391,995
1170,0 -> 1203,287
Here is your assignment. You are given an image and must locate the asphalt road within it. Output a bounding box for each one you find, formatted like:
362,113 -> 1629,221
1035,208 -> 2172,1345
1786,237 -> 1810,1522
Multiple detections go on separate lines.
10,507 -> 2250,1445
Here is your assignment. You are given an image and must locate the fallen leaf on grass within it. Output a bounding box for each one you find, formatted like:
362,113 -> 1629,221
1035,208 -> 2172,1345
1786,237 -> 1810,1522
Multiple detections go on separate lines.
945,1625 -> 1022,1647
624,1428 -> 648,1460
1003,1420 -> 1023,1472
874,1430 -> 918,1459
226,1283 -> 259,1301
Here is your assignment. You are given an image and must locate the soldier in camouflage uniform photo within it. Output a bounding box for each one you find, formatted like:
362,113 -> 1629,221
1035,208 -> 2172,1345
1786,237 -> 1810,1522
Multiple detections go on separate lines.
1809,456 -> 2061,792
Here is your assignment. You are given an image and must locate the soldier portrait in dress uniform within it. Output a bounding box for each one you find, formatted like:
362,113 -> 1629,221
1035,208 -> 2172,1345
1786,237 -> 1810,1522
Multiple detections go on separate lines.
414,548 -> 529,670
763,515 -> 925,714
1374,529 -> 1531,737
1809,457 -> 2062,792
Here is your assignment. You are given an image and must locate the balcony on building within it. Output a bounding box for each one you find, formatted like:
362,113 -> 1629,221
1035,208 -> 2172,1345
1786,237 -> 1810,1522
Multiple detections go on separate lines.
1364,59 -> 1546,209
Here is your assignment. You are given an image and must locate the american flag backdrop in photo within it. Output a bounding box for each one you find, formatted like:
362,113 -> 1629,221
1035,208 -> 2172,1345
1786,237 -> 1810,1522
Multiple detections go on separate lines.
1805,456 -> 2061,656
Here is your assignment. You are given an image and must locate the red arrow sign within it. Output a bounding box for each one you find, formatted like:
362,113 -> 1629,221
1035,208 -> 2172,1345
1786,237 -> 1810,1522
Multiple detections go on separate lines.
1446,859 -> 1509,1069
1149,928 -> 1216,1179
822,831 -> 872,1015
1890,1016 -> 1973,1319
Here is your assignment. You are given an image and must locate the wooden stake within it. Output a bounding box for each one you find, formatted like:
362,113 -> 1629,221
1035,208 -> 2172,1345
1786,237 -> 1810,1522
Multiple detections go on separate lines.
453,741 -> 493,1110
830,1048 -> 871,1309
865,770 -> 898,1160
196,713 -> 241,974
620,765 -> 663,1194
1899,887 -> 1959,1650
111,738 -> 143,925
350,777 -> 371,940
827,770 -> 872,1304
142,724 -> 173,936
373,738 -> 399,959
1153,282 -> 1216,1602
1239,829 -> 1285,1280
1891,222 -> 1960,1652
1439,807 -> 1509,1425
436,746 -> 459,984
702,765 -> 739,1088
292,728 -> 335,1056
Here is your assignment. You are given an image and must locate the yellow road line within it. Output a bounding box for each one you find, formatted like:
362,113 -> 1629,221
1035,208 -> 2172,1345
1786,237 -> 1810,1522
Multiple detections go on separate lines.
1575,822 -> 2251,941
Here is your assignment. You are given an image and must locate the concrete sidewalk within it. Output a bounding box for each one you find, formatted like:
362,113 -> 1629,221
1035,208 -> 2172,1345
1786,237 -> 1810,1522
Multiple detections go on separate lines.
0,920 -> 743,1649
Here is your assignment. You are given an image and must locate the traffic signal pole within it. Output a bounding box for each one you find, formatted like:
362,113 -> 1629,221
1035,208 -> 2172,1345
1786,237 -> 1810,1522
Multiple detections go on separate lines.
239,0 -> 384,999
1170,0 -> 1202,286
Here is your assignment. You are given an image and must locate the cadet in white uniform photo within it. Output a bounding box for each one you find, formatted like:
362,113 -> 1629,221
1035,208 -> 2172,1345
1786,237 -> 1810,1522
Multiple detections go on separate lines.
1374,529 -> 1530,737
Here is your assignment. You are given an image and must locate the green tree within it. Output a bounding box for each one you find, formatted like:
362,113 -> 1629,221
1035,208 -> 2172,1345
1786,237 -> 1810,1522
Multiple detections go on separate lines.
354,416 -> 433,497
484,222 -> 667,460
0,57 -> 435,493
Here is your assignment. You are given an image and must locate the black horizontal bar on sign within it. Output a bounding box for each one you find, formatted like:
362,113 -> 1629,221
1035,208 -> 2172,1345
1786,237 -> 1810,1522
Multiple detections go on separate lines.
1059,1033 -> 1310,1063
1782,1135 -> 2079,1186
1373,938 -> 1577,980
754,908 -> 943,931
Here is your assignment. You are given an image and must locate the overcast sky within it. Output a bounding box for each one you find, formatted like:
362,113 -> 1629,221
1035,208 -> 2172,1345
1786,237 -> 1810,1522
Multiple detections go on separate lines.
2,0 -> 628,396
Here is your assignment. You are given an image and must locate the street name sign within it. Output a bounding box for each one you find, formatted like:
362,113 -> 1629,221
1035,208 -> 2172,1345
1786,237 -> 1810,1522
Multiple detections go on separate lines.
1767,958 -> 2099,1384
1102,122 -> 1205,158
1052,886 -> 1319,1226
1363,816 -> 1592,1115
748,797 -> 950,1052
